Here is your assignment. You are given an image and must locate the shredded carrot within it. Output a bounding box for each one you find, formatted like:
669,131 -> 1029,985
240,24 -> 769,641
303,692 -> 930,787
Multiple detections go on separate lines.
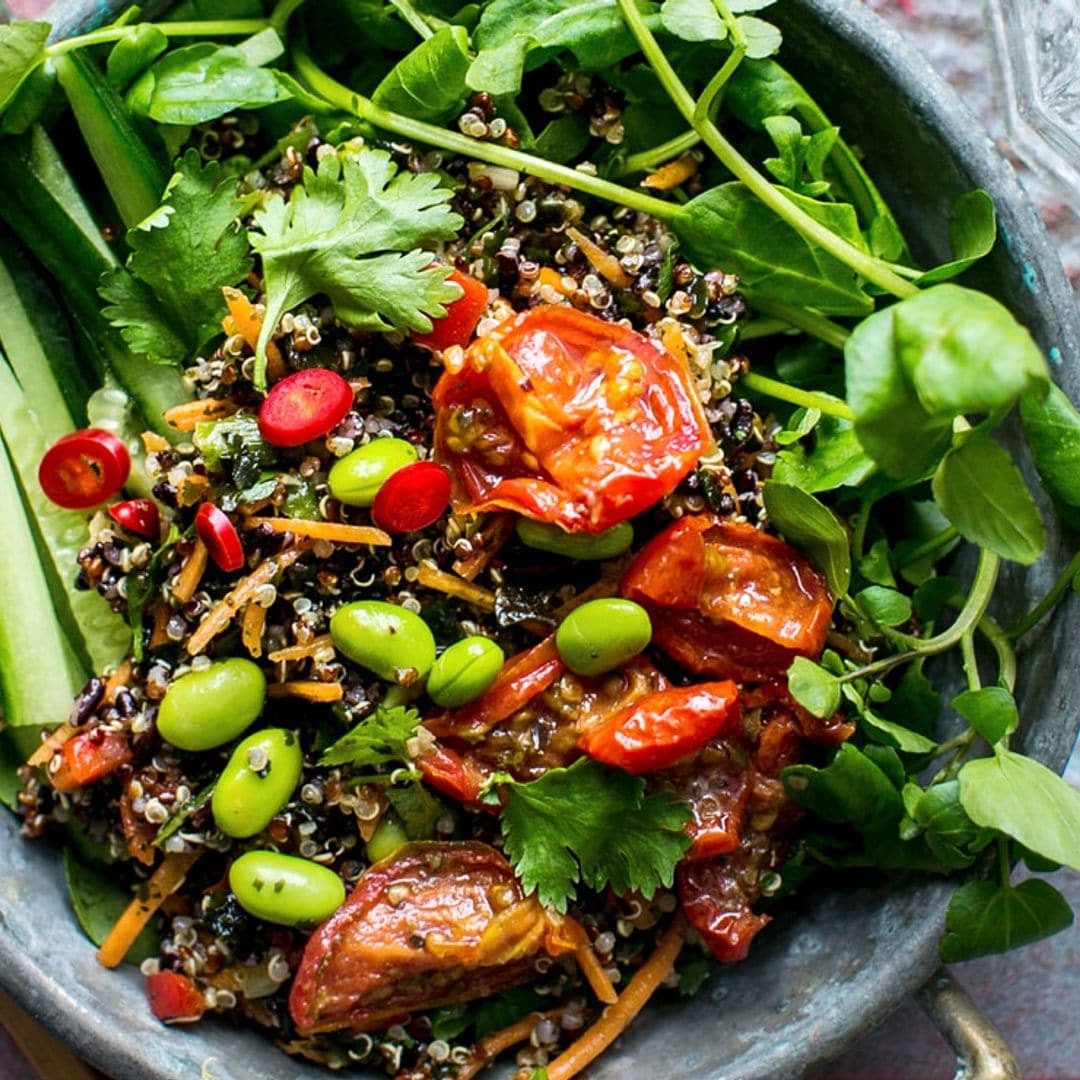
222,286 -> 285,381
103,660 -> 133,705
641,153 -> 699,191
162,398 -> 239,432
452,513 -> 514,581
244,517 -> 391,547
149,600 -> 172,650
171,539 -> 208,604
544,917 -> 684,1080
417,561 -> 496,610
456,1010 -> 566,1080
575,940 -> 619,1006
176,473 -> 211,507
661,319 -> 694,370
97,851 -> 202,969
267,681 -> 343,703
26,723 -> 75,768
552,567 -> 626,620
141,431 -> 169,454
535,266 -> 577,298
566,226 -> 632,289
241,602 -> 266,658
267,634 -> 335,663
187,547 -> 306,655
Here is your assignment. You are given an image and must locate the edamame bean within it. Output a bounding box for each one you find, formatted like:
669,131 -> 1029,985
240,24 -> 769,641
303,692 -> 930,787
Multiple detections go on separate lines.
555,598 -> 652,676
157,658 -> 266,751
330,600 -> 436,684
229,851 -> 345,928
427,636 -> 505,708
516,518 -> 634,560
212,729 -> 303,839
328,438 -> 419,507
365,812 -> 409,863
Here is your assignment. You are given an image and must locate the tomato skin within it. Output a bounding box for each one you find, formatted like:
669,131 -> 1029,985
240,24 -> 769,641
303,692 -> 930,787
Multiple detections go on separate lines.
412,269 -> 488,351
416,744 -> 492,809
371,460 -> 451,533
433,305 -> 713,534
258,368 -> 355,447
38,428 -> 130,510
578,680 -> 740,774
289,841 -> 558,1034
622,515 -> 833,680
678,857 -> 771,963
108,498 -> 160,539
50,730 -> 132,791
146,971 -> 206,1023
195,503 -> 245,572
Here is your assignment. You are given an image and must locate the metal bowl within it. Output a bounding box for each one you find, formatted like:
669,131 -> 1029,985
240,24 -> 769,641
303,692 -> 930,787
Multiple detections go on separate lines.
1,1 -> 1077,1077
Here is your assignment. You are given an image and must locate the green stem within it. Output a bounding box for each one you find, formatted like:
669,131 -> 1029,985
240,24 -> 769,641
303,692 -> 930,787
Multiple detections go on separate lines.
1005,548 -> 1080,640
46,20 -> 270,56
614,0 -> 919,301
997,835 -> 1011,887
737,317 -> 792,341
744,297 -> 850,349
894,526 -> 959,570
961,629 -> 981,693
271,0 -> 308,36
388,0 -> 435,39
293,46 -> 678,220
739,371 -> 855,421
619,130 -> 701,176
978,614 -> 1016,692
693,45 -> 744,129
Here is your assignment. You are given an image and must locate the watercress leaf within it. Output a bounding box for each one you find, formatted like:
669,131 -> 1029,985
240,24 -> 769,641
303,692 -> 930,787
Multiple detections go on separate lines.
1019,381 -> 1080,516
107,24 -> 169,92
773,406 -> 820,446
931,432 -> 1045,565
857,538 -> 896,588
373,25 -> 471,124
762,481 -> 850,596
912,575 -> 961,624
952,686 -> 1018,745
860,710 -> 937,755
660,0 -> 726,42
787,656 -> 840,718
736,15 -> 782,59
782,743 -> 903,827
727,0 -> 775,10
902,780 -> 992,868
939,879 -> 1073,963
915,189 -> 996,285
855,585 -> 911,628
0,21 -> 49,114
534,114 -> 591,162
958,749 -> 1080,871
676,183 -> 873,316
1018,844 -> 1061,874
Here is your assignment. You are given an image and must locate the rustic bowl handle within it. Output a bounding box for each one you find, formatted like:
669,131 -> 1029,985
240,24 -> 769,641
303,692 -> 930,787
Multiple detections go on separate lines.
915,968 -> 1021,1080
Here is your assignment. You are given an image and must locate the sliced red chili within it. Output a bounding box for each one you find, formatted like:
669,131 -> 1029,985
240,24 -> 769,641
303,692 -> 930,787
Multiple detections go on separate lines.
194,503 -> 245,572
146,971 -> 206,1023
371,460 -> 451,533
258,368 -> 354,447
412,269 -> 488,351
108,498 -> 161,539
50,730 -> 132,791
38,428 -> 130,510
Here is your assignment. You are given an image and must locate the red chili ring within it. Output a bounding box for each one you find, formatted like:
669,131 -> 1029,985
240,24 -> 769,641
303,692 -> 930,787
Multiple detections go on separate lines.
371,461 -> 452,533
108,498 -> 161,539
258,368 -> 355,447
38,428 -> 131,510
195,503 -> 245,572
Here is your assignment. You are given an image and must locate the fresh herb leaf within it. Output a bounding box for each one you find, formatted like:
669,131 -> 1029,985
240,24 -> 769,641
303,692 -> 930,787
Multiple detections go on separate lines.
660,0 -> 726,42
497,758 -> 691,913
318,705 -> 422,770
154,781 -> 215,847
911,576 -> 961,624
855,585 -> 911,628
772,406 -> 875,494
736,15 -> 781,59
857,538 -> 896,588
195,413 -> 273,475
940,879 -> 1073,963
952,686 -> 1018,746
880,664 -> 940,736
858,710 -> 937,755
762,115 -> 836,197
107,25 -> 169,91
385,780 -> 446,839
900,781 -> 992,869
373,25 -> 471,123
0,21 -> 49,114
787,656 -> 840,719
675,951 -> 713,996
783,743 -> 902,828
762,481 -> 851,597
248,148 -> 463,389
1019,381 -> 1080,522
916,189 -> 996,285
534,114 -> 591,163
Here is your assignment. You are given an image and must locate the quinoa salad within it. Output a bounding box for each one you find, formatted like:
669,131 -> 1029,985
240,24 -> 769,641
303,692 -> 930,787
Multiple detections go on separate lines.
1,2 -> 1080,1078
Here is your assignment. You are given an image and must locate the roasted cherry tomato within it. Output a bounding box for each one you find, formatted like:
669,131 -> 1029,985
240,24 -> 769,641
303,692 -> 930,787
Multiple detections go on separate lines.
678,855 -> 772,964
38,428 -> 130,510
415,744 -> 492,809
50,729 -> 132,791
621,515 -> 833,680
146,971 -> 206,1023
412,269 -> 488,351
433,305 -> 713,533
289,842 -> 570,1034
195,503 -> 245,572
578,680 -> 740,774
258,368 -> 354,447
371,460 -> 452,533
108,498 -> 161,539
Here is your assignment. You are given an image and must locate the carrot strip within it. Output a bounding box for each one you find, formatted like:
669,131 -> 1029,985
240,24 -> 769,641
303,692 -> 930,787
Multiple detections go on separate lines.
452,513 -> 514,581
171,539 -> 209,604
575,941 -> 619,1006
535,266 -> 577,298
244,517 -> 391,547
97,852 -> 201,969
544,917 -> 684,1080
162,398 -> 238,432
148,600 -> 171,650
26,723 -> 75,768
641,153 -> 699,190
266,681 -> 343,703
566,226 -> 632,289
103,660 -> 133,705
267,634 -> 335,663
417,561 -> 496,610
176,473 -> 211,507
457,1010 -> 566,1080
241,602 -> 266,658
187,547 -> 305,656
222,286 -> 285,381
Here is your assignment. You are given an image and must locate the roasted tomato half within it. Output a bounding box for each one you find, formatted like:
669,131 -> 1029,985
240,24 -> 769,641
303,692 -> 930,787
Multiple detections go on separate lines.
433,305 -> 713,534
289,842 -> 570,1034
621,515 -> 833,680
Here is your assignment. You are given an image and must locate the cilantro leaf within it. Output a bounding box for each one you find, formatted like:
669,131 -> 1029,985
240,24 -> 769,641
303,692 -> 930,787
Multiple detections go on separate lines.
318,705 -> 422,770
0,21 -> 49,114
497,758 -> 691,913
248,148 -> 463,389
100,150 -> 251,365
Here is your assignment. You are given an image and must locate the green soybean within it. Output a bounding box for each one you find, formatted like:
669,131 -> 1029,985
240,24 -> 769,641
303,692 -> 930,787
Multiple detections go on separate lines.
427,636 -> 505,707
516,518 -> 634,560
365,812 -> 409,863
157,658 -> 266,752
229,851 -> 345,928
555,598 -> 652,676
330,600 -> 436,684
212,729 -> 303,839
328,438 -> 419,507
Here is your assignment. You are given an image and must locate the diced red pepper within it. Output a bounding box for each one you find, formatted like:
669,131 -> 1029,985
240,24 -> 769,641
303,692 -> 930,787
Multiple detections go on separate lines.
50,730 -> 132,791
146,971 -> 206,1024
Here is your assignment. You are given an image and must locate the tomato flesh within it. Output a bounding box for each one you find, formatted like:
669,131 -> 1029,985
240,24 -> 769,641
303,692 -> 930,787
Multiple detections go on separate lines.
258,368 -> 354,447
38,428 -> 130,510
433,305 -> 713,533
108,498 -> 161,539
678,855 -> 772,963
412,269 -> 488,351
50,729 -> 132,791
146,971 -> 206,1023
371,460 -> 451,533
195,503 -> 245,572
